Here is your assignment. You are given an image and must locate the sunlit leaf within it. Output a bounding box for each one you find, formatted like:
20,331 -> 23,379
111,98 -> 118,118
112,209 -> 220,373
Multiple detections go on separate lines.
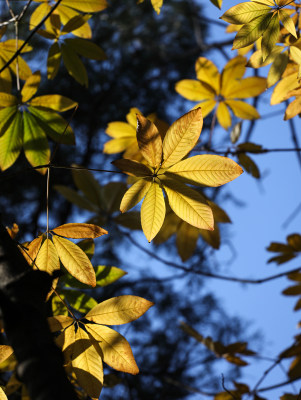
0,110 -> 23,171
120,178 -> 152,213
267,52 -> 289,88
216,102 -> 232,129
221,2 -> 271,24
261,13 -> 279,61
85,295 -> 154,325
62,289 -> 98,314
226,100 -> 260,120
47,42 -> 62,80
141,181 -> 165,242
29,94 -> 77,112
35,238 -> 60,274
166,155 -> 243,187
284,97 -> 301,120
224,77 -> 266,99
163,179 -> 214,230
0,346 -> 13,364
233,13 -> 273,49
52,235 -> 96,287
137,115 -> 162,168
87,324 -> 139,374
175,79 -> 215,101
112,158 -> 152,177
52,223 -> 107,239
162,108 -> 203,168
21,71 -> 41,103
278,9 -> 297,38
195,57 -> 220,92
0,106 -> 18,137
271,72 -> 299,104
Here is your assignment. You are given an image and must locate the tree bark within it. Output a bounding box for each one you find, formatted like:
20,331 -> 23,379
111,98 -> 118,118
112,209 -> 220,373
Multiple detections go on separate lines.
0,221 -> 78,400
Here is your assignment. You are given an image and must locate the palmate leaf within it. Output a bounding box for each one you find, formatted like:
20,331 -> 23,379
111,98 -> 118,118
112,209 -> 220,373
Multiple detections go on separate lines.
221,2 -> 271,24
261,13 -> 280,62
21,71 -> 41,103
35,238 -> 60,274
120,178 -> 152,213
0,106 -> 17,137
86,324 -> 139,374
141,182 -> 166,242
216,102 -> 232,130
195,57 -> 220,92
175,79 -> 216,101
226,100 -> 260,119
137,115 -> 162,168
85,295 -> 154,325
52,235 -> 96,287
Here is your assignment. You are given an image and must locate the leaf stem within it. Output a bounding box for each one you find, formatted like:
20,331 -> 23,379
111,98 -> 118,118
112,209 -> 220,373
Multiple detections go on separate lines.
46,168 -> 50,239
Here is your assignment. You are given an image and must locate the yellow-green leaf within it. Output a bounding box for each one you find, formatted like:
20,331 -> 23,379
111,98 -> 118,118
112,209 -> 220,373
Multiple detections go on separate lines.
120,178 -> 152,213
137,115 -> 162,168
47,42 -> 62,80
61,42 -> 88,87
52,223 -> 107,239
162,108 -> 203,168
52,235 -> 96,287
175,79 -> 215,101
85,295 -> 154,325
29,94 -> 77,112
141,182 -> 165,242
0,106 -> 17,137
278,9 -> 297,38
112,159 -> 152,177
87,324 -> 139,374
233,13 -> 273,49
226,100 -> 260,120
21,71 -> 41,103
166,155 -> 243,187
163,179 -> 214,230
72,327 -> 103,399
28,106 -> 75,145
35,238 -> 60,274
221,2 -> 271,24
0,93 -> 17,107
0,110 -> 22,171
23,110 -> 50,174
261,13 -> 280,61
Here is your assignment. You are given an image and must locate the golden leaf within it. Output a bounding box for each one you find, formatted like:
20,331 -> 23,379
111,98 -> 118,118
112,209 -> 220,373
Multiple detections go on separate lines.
35,238 -> 60,274
52,235 -> 96,287
85,295 -> 154,325
136,115 -> 162,169
52,223 -> 107,239
120,178 -> 152,213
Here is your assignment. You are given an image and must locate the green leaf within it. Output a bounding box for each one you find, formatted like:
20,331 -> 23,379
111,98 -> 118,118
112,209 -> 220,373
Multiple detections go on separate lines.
47,42 -> 62,80
23,110 -> 50,174
62,289 -> 98,314
0,106 -> 18,137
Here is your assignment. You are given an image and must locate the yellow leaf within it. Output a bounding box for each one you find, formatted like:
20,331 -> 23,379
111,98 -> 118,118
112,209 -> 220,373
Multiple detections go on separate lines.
221,56 -> 246,93
20,235 -> 43,265
21,72 -> 41,103
48,315 -> 74,332
35,238 -> 60,274
104,137 -> 136,154
223,77 -> 266,99
195,57 -> 220,93
29,95 -> 77,112
226,100 -> 260,120
47,42 -> 61,80
175,79 -> 216,101
112,158 -> 152,177
166,155 -> 243,187
261,13 -> 280,61
176,222 -> 199,261
52,223 -> 107,239
0,93 -> 17,107
0,346 -> 13,364
56,5 -> 92,38
120,178 -> 152,213
216,102 -> 232,130
29,3 -> 50,30
270,72 -> 299,104
137,115 -> 162,169
284,97 -> 301,120
72,327 -> 103,399
192,99 -> 217,118
0,387 -> 7,400
233,13 -> 273,49
61,0 -> 108,13
221,2 -> 271,24
162,108 -> 203,168
290,46 -> 301,67
85,295 -> 154,325
141,182 -> 165,242
163,179 -> 214,230
86,324 -> 139,374
105,121 -> 135,137
52,235 -> 96,287
210,0 -> 222,9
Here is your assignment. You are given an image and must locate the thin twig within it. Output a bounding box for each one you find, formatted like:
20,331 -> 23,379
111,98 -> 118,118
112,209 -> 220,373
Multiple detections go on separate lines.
221,374 -> 238,400
123,231 -> 301,284
46,168 -> 50,239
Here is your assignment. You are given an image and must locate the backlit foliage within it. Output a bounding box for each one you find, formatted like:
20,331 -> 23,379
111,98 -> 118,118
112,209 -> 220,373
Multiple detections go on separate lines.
0,0 -> 301,399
